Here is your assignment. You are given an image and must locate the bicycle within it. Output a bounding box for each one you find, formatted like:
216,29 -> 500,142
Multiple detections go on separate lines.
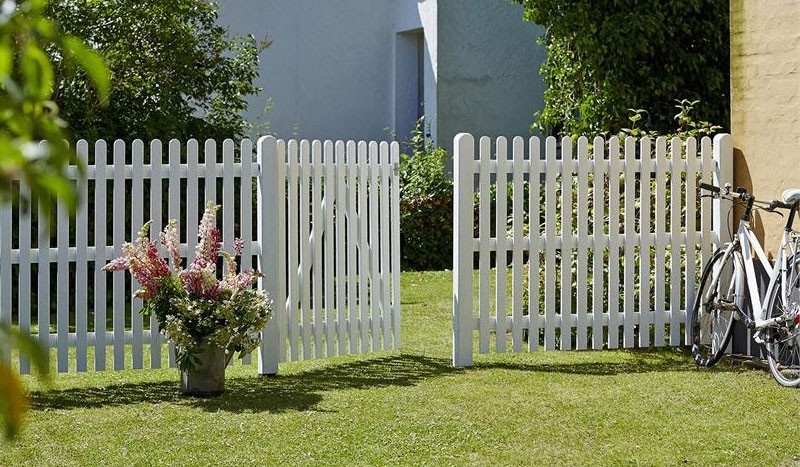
691,182 -> 800,387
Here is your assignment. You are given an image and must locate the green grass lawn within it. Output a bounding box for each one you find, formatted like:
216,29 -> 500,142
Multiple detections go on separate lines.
4,270 -> 800,466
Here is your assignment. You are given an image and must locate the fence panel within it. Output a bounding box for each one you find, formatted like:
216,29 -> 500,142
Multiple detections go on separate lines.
452,133 -> 733,367
258,137 -> 401,372
1,137 -> 401,376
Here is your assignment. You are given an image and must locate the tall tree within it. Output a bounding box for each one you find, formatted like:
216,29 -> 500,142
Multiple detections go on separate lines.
46,0 -> 266,142
516,0 -> 729,136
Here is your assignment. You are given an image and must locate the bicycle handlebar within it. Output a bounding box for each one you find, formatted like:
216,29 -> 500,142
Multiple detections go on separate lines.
698,182 -> 796,211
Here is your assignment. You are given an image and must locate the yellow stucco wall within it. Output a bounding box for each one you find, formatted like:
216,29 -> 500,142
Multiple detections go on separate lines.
730,0 -> 800,247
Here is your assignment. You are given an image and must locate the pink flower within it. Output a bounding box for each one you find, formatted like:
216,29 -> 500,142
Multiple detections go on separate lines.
195,202 -> 221,264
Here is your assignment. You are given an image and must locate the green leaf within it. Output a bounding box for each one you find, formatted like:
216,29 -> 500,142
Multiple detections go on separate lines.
21,44 -> 54,101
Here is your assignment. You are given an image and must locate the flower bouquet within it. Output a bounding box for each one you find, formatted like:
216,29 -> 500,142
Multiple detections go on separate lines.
103,202 -> 273,380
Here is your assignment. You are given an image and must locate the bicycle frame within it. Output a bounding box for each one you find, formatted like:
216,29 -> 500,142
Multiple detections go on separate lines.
716,201 -> 797,330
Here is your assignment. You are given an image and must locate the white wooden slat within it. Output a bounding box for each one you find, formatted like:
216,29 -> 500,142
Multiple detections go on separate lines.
186,140 -> 199,262
378,142 -> 392,350
654,137 -> 668,347
75,141 -> 89,372
287,139 -> 301,360
204,139 -> 217,206
335,141 -> 348,355
607,137 -> 621,349
112,140 -> 126,370
37,196 -> 51,362
669,137 -> 683,346
56,196 -> 70,372
323,140 -> 336,356
623,137 -> 637,348
311,140 -> 324,357
478,136 -> 492,353
700,136 -> 713,280
511,136 -> 525,351
591,136 -> 606,351
0,180 -> 11,367
131,140 -> 145,369
149,140 -> 163,368
560,137 -> 573,351
300,140 -> 313,358
684,137 -> 699,347
18,183 -> 32,373
273,139 -> 288,365
93,140 -> 108,370
357,141 -> 370,353
453,133 -> 475,366
390,142 -> 401,349
222,139 -> 236,276
347,141 -> 359,353
495,136 -> 508,353
528,137 -> 541,352
575,137 -> 590,350
543,136 -> 557,350
638,138 -> 653,348
168,139 -> 182,367
240,139 -> 255,273
368,141 -> 381,351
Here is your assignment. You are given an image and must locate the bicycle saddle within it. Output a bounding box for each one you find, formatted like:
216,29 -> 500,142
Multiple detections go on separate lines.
782,188 -> 800,204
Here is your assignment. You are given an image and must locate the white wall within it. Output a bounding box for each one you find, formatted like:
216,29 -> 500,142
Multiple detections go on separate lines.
218,0 -> 395,142
218,0 -> 545,152
437,0 -> 546,157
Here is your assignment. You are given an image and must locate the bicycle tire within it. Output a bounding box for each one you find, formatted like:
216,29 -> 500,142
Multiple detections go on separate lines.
764,256 -> 800,387
690,247 -> 738,367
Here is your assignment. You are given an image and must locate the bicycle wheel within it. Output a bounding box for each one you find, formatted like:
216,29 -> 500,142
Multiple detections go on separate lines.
690,247 -> 738,367
764,257 -> 800,387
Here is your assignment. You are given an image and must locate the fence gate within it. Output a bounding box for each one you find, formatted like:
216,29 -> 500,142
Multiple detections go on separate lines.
452,133 -> 733,367
258,136 -> 401,375
0,136 -> 401,376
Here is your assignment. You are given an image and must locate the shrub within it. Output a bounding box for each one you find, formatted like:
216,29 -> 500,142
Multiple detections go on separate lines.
399,121 -> 454,271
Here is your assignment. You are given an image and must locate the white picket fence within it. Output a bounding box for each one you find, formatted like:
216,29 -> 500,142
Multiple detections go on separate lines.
452,133 -> 733,367
0,136 -> 401,375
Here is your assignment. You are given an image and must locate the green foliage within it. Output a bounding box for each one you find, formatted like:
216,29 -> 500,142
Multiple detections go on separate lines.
0,0 -> 106,439
399,120 -> 453,271
0,0 -> 108,216
46,0 -> 266,141
516,0 -> 729,136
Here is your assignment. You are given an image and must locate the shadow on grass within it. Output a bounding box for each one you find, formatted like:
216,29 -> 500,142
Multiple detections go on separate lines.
472,348 -> 753,376
28,349 -> 745,414
28,354 -> 460,414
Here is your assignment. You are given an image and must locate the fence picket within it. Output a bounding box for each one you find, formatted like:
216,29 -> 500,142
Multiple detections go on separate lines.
495,136 -> 508,352
324,140 -> 336,357
670,137 -> 684,346
638,138 -> 653,348
653,137 -> 668,347
131,140 -> 145,369
576,137 -> 590,350
335,141 -> 348,355
623,137 -> 637,348
511,136 -> 525,352
528,137 -> 541,352
592,136 -> 606,351
149,140 -> 163,368
560,137 -> 573,351
478,136 -> 491,353
544,136 -> 557,350
368,142 -> 381,352
93,141 -> 107,370
18,184 -> 32,373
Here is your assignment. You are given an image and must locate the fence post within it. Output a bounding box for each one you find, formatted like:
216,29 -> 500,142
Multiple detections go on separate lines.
257,136 -> 286,376
712,134 -> 734,246
453,133 -> 474,367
